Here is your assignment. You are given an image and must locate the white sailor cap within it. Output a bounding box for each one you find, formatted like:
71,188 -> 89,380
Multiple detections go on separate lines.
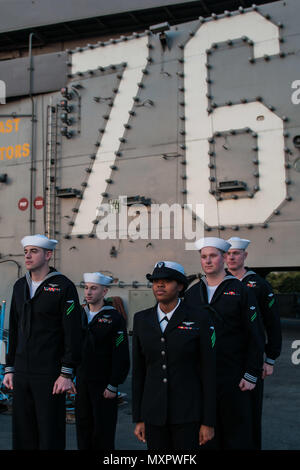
227,237 -> 250,250
21,234 -> 58,250
83,272 -> 113,286
195,237 -> 231,253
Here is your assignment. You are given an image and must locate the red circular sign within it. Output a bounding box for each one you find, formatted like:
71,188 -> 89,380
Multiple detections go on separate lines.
34,196 -> 44,209
18,198 -> 29,211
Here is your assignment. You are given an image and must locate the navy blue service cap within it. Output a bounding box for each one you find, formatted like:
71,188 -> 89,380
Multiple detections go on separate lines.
146,261 -> 188,287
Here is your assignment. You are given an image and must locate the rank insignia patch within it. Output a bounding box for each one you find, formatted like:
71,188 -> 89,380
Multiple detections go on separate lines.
268,295 -> 275,308
211,329 -> 216,348
116,331 -> 124,347
66,300 -> 75,315
250,311 -> 257,322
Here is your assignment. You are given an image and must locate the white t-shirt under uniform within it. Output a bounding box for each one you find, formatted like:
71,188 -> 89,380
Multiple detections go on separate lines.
206,285 -> 218,303
30,280 -> 43,298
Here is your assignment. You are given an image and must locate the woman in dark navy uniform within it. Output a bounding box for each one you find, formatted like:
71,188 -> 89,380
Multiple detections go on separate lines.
132,261 -> 216,451
75,272 -> 130,450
